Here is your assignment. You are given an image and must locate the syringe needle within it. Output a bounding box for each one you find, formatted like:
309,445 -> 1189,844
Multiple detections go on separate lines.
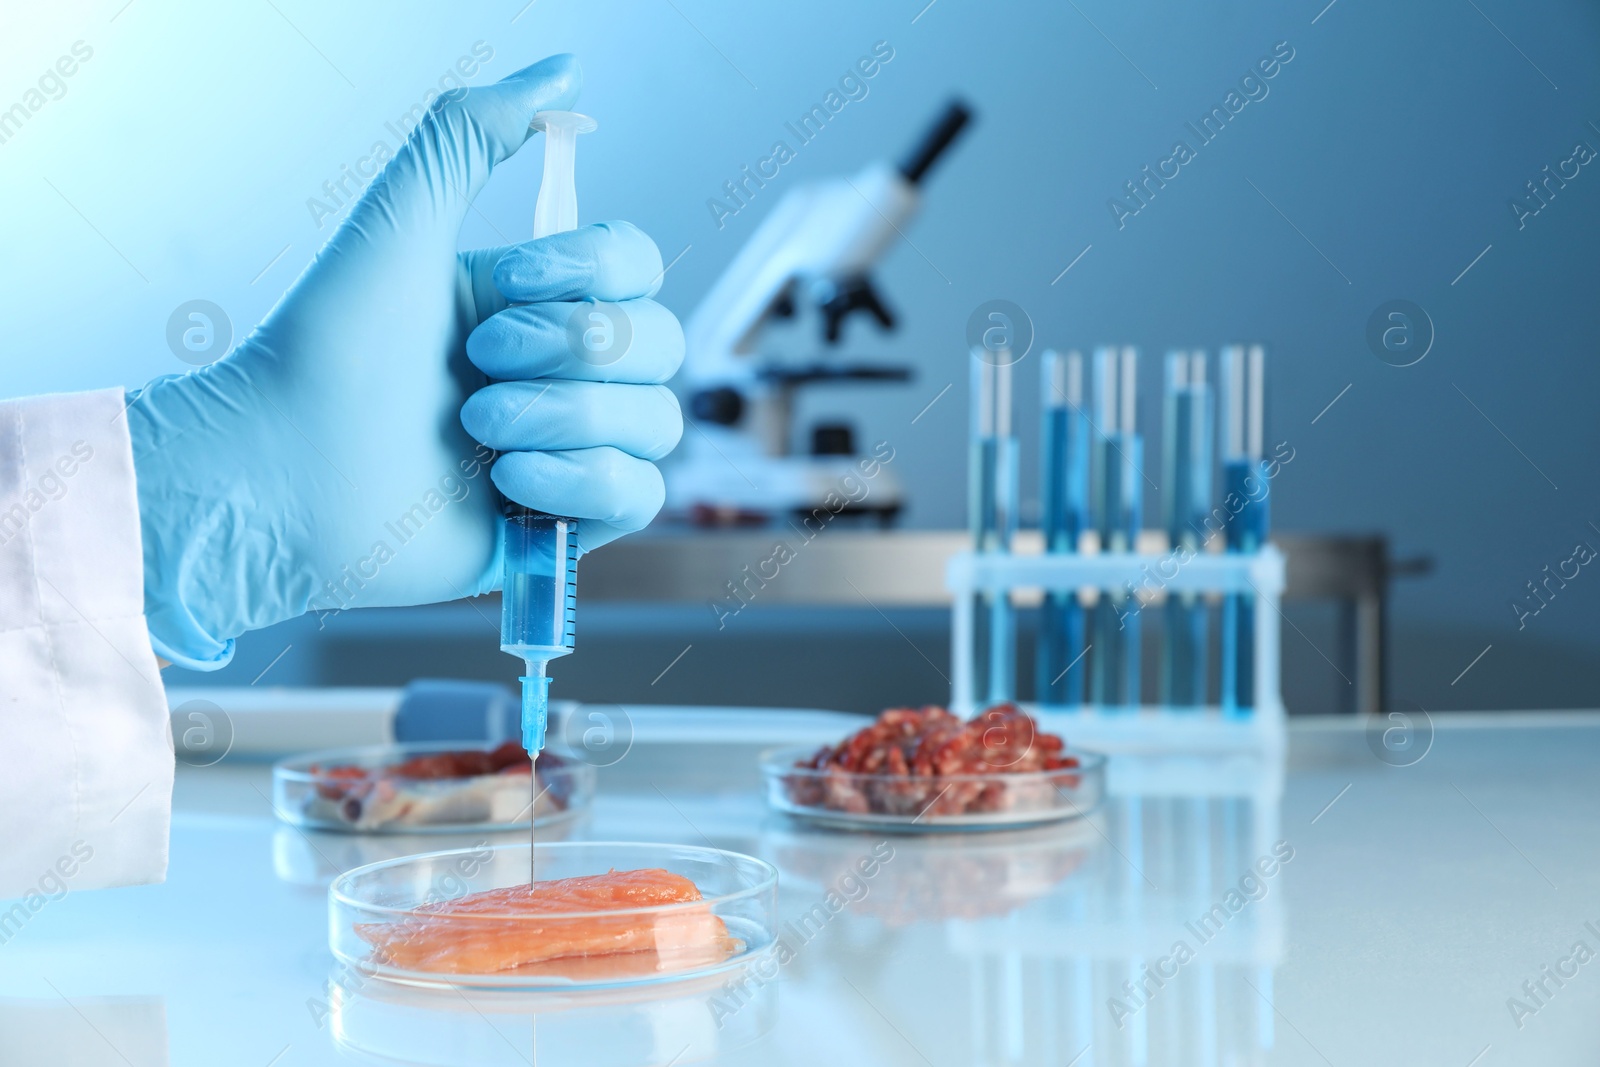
520,664 -> 549,885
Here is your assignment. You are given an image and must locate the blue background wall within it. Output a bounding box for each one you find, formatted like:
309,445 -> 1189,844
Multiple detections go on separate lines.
4,0 -> 1599,711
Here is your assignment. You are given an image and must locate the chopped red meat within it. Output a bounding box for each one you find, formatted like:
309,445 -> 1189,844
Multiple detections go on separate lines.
789,704 -> 1079,817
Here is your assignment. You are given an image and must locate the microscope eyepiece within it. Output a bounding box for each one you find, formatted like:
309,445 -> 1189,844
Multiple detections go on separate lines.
897,99 -> 974,186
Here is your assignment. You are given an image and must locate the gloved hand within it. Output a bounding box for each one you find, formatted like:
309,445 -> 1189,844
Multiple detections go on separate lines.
126,55 -> 683,669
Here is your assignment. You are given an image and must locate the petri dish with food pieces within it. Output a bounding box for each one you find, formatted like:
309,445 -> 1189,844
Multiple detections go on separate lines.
274,741 -> 594,834
762,704 -> 1106,832
330,842 -> 778,991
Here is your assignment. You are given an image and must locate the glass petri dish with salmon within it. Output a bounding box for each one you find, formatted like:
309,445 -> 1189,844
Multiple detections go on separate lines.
330,842 -> 778,990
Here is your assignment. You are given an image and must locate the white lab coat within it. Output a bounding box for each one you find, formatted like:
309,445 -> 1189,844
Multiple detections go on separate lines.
0,389 -> 172,900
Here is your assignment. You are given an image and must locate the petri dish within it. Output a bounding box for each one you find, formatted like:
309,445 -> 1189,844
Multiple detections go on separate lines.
329,842 -> 778,991
761,744 -> 1106,832
274,742 -> 593,834
325,949 -> 778,1066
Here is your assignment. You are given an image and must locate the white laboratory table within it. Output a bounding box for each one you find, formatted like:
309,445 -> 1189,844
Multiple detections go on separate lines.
3,709 -> 1598,1067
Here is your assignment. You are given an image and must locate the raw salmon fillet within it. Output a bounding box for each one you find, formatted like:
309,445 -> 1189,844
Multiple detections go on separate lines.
356,868 -> 741,976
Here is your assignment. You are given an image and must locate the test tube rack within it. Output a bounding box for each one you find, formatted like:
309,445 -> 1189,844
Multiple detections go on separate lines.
947,544 -> 1286,755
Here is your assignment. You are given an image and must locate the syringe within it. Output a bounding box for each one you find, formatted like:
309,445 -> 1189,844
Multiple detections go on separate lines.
501,110 -> 594,879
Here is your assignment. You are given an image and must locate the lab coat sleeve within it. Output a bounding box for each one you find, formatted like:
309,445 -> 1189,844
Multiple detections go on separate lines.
0,388 -> 173,897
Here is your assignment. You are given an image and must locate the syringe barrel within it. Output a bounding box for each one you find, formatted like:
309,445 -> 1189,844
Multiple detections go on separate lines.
500,510 -> 578,656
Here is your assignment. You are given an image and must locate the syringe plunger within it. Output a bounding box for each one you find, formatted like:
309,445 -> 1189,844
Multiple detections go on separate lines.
529,111 -> 597,240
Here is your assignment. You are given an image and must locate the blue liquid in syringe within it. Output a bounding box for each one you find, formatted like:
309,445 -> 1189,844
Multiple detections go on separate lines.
1220,458 -> 1269,712
501,512 -> 577,752
1038,406 -> 1089,706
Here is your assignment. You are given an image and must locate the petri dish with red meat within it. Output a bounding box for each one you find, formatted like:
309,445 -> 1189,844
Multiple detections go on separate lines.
274,741 -> 593,834
762,704 -> 1105,832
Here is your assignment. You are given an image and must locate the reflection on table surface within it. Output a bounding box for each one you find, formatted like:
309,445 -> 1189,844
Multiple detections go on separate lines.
327,961 -> 777,1067
9,716 -> 1600,1065
0,996 -> 169,1067
309,751 -> 1281,1066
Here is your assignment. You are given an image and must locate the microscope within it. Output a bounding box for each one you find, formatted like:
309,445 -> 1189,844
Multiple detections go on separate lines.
668,101 -> 973,525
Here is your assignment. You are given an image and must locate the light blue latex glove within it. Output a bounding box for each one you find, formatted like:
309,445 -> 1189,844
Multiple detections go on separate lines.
126,55 -> 683,669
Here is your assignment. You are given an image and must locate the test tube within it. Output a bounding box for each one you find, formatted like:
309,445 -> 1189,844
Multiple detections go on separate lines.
1091,346 -> 1143,707
1219,344 -> 1268,713
1037,350 -> 1089,706
1161,351 -> 1214,707
969,350 -> 1019,705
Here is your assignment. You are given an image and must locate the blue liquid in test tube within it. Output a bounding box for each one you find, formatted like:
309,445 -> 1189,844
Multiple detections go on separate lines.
1220,344 -> 1268,713
969,351 -> 1019,705
1161,350 -> 1213,707
1037,350 -> 1089,706
1091,346 -> 1143,707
